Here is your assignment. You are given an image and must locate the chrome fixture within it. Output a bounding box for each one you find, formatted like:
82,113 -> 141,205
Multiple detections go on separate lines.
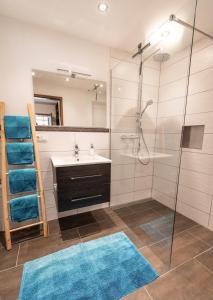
74,144 -> 80,160
169,14 -> 213,41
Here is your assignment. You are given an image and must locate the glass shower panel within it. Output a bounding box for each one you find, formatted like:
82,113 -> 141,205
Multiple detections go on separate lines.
110,0 -> 197,273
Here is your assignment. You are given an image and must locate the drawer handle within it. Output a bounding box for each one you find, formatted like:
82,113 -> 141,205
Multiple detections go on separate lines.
71,194 -> 102,202
70,174 -> 102,180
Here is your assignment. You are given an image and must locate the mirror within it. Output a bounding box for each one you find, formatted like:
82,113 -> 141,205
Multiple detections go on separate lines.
32,69 -> 107,128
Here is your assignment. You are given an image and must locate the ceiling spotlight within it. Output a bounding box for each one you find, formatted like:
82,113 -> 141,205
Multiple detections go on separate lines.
98,1 -> 109,12
100,83 -> 103,88
65,77 -> 70,82
161,30 -> 170,38
32,71 -> 35,76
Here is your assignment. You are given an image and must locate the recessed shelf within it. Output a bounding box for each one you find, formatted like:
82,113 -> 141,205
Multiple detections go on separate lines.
181,125 -> 205,149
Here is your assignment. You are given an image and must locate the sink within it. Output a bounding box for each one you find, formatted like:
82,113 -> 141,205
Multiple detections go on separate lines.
51,154 -> 111,167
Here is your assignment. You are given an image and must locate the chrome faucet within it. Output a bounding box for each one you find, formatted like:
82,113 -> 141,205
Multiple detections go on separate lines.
74,144 -> 79,160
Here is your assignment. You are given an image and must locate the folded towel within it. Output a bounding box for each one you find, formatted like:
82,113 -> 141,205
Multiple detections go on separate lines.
10,194 -> 39,223
4,116 -> 31,139
7,142 -> 34,165
8,168 -> 37,194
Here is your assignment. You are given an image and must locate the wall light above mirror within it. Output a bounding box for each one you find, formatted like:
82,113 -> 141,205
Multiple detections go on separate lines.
32,69 -> 107,130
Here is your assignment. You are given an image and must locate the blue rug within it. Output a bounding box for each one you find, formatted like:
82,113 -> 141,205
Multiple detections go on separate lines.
19,232 -> 158,300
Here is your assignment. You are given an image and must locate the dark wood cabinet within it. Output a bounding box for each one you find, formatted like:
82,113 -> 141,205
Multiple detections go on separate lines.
52,163 -> 111,212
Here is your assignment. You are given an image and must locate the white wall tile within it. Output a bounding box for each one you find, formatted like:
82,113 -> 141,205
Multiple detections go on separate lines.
133,189 -> 151,201
178,185 -> 212,213
152,176 -> 177,198
186,90 -> 213,114
143,67 -> 160,86
155,133 -> 181,151
111,164 -> 135,180
111,115 -> 137,133
185,112 -> 213,133
154,163 -> 178,183
111,178 -> 134,196
110,192 -> 134,206
181,152 -> 213,175
134,162 -> 153,177
152,189 -> 176,210
112,78 -> 138,99
160,57 -> 189,86
191,44 -> 213,74
179,169 -> 213,195
159,78 -> 187,101
189,66 -> 213,95
157,116 -> 183,134
176,201 -> 209,227
158,98 -> 185,117
111,98 -> 137,116
75,132 -> 109,150
112,61 -> 139,82
134,176 -> 152,191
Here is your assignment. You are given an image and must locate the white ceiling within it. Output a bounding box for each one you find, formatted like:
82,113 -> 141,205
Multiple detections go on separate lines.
0,0 -> 193,51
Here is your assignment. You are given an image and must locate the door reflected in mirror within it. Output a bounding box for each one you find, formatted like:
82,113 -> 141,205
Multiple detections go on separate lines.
32,69 -> 107,128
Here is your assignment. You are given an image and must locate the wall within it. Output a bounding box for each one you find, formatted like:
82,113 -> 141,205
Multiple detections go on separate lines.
0,16 -> 111,227
110,49 -> 160,206
153,36 -> 213,230
0,16 -> 110,116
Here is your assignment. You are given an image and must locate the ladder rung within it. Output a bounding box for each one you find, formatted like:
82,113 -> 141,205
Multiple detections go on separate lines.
10,221 -> 44,233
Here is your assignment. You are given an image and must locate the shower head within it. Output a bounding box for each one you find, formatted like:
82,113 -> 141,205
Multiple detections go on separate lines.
146,99 -> 153,106
140,100 -> 153,117
153,53 -> 170,62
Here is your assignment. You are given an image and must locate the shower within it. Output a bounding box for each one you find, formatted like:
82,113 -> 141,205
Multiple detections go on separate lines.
133,43 -> 170,165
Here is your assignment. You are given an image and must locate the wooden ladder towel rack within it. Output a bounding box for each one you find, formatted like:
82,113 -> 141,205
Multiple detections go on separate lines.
0,102 -> 48,250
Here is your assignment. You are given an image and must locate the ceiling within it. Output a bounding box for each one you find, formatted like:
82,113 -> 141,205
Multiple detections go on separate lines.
0,0 -> 194,52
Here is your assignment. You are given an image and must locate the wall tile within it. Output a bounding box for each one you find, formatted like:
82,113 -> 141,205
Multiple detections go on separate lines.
178,185 -> 212,213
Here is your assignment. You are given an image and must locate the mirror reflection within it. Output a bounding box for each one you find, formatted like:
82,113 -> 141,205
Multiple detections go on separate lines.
32,69 -> 107,128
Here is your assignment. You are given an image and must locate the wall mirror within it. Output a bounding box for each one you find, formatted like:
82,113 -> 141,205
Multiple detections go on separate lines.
32,69 -> 107,129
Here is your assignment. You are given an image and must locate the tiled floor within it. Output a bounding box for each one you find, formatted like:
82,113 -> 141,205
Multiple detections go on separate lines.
0,199 -> 213,299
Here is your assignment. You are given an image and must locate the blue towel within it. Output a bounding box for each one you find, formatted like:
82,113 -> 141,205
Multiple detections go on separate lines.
8,168 -> 37,194
10,194 -> 39,223
4,116 -> 31,139
6,142 -> 34,165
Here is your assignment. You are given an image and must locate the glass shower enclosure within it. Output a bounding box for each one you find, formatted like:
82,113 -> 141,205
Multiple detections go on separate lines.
110,0 -> 198,272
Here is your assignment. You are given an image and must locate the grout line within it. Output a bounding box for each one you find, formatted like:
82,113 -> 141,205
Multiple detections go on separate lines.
194,245 -> 213,259
15,244 -> 20,267
195,258 -> 213,275
186,230 -> 212,247
0,263 -> 24,274
144,286 -> 155,300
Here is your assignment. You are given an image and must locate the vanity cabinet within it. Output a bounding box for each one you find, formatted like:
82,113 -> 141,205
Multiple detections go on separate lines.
53,163 -> 111,212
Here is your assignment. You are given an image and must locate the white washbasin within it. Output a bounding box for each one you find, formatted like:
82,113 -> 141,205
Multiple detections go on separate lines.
51,154 -> 111,167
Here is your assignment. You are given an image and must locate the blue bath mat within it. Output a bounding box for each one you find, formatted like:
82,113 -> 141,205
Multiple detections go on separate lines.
19,232 -> 158,300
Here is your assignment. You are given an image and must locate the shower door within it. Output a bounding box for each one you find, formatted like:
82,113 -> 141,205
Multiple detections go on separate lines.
110,0 -> 197,272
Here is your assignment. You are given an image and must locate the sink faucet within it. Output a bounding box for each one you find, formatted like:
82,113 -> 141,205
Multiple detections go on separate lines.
74,144 -> 79,160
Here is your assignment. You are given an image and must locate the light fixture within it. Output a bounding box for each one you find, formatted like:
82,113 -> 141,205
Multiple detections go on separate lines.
100,83 -> 103,88
98,1 -> 109,12
161,30 -> 170,38
32,71 -> 35,76
65,77 -> 70,82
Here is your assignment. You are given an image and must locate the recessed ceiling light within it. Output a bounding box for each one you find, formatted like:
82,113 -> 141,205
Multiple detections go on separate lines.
100,84 -> 103,88
32,71 -> 35,76
98,1 -> 109,12
161,30 -> 170,38
65,77 -> 70,82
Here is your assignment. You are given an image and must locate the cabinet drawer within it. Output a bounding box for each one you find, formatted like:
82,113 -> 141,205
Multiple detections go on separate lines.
56,163 -> 111,181
57,184 -> 110,211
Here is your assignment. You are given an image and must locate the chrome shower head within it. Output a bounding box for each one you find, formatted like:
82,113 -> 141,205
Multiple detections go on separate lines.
146,99 -> 153,106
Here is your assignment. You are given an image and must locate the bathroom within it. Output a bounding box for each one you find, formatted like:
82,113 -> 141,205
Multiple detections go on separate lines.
0,0 -> 213,299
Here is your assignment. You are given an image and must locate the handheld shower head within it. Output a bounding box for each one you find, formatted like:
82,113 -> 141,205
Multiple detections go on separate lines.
146,99 -> 153,106
140,99 -> 153,117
